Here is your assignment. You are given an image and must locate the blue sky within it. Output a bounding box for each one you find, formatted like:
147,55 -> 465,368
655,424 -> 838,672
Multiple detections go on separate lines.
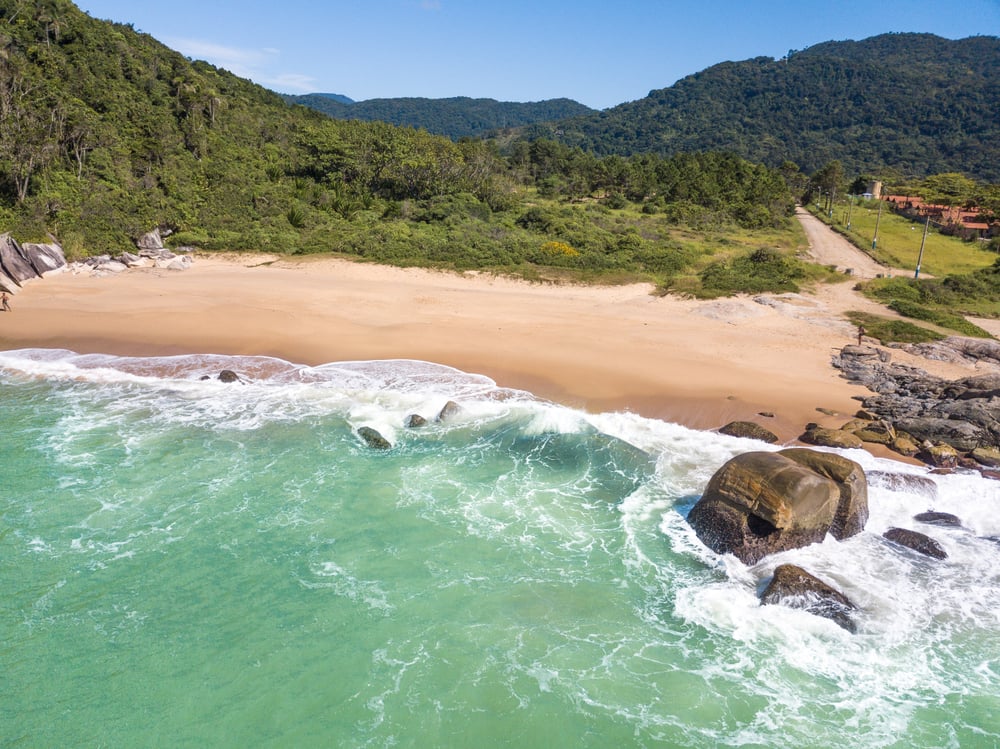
76,0 -> 999,110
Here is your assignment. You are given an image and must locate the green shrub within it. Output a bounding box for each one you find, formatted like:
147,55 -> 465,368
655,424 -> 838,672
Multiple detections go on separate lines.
698,247 -> 806,297
845,311 -> 945,344
887,299 -> 992,338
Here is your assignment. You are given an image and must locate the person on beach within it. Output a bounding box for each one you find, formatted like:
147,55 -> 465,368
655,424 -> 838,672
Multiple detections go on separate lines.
1,292 -> 9,312
857,324 -> 865,345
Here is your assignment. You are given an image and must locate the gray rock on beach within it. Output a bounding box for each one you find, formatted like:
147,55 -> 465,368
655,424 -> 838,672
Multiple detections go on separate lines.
22,241 -> 67,276
0,233 -> 40,285
717,421 -> 780,444
136,228 -> 165,251
0,233 -> 67,292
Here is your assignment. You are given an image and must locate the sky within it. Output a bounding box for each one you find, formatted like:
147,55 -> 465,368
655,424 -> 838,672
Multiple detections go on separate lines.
75,0 -> 1000,110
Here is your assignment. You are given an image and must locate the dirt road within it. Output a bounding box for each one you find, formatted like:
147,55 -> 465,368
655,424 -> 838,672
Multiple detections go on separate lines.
796,207 -> 909,280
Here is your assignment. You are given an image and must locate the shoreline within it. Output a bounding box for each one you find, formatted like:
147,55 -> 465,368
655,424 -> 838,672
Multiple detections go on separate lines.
0,253 -> 980,447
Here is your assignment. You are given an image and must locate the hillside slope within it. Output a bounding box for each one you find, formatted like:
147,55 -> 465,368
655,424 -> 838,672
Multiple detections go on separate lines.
527,33 -> 1000,180
0,0 -> 517,252
283,94 -> 594,140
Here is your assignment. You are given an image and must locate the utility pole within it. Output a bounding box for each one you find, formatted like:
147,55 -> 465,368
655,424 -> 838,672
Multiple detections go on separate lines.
914,216 -> 930,279
872,200 -> 883,250
846,196 -> 854,230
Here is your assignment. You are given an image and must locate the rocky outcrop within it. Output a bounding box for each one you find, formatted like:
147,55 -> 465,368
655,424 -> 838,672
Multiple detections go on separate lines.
718,421 -> 779,444
0,233 -> 40,286
0,234 -> 68,292
21,242 -> 67,276
0,266 -> 17,294
760,563 -> 858,633
832,343 -> 1000,468
68,246 -> 194,275
883,527 -> 947,559
687,449 -> 867,565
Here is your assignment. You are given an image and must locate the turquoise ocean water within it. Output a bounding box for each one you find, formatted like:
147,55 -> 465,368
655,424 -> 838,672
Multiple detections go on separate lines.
2,348 -> 999,748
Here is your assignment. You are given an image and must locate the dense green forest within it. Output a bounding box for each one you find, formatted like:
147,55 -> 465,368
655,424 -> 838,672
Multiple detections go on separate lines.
5,1 -> 997,306
0,0 -> 813,298
521,33 -> 1000,181
283,94 -> 594,140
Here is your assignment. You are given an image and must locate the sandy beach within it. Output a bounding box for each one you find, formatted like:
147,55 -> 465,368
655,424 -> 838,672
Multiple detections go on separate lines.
1,234 -> 983,448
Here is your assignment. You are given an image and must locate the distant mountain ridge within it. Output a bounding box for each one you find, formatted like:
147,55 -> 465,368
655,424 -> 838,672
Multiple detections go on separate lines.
525,33 -> 1000,181
283,94 -> 595,140
309,92 -> 354,104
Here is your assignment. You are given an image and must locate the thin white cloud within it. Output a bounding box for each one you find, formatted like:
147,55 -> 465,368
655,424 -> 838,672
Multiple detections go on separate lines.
166,37 -> 315,93
168,37 -> 274,70
421,0 -> 442,9
264,73 -> 318,93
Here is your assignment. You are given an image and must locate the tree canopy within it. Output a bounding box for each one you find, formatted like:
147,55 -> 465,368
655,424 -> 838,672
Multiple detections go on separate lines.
518,33 -> 1000,182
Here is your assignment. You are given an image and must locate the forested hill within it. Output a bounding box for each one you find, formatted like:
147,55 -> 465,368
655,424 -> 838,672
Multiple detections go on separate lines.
0,0 -> 798,290
282,94 -> 594,140
523,33 -> 1000,181
0,0 -> 524,252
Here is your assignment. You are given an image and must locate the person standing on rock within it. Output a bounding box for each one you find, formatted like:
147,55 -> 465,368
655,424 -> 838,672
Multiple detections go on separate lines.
1,292 -> 10,312
857,324 -> 865,345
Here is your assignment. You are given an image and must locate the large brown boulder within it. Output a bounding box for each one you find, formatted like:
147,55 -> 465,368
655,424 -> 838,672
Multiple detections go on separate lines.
760,563 -> 858,633
688,451 -> 843,564
778,448 -> 869,539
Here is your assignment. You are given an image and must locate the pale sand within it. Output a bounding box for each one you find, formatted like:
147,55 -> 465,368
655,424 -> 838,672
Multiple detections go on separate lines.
0,252 -> 983,447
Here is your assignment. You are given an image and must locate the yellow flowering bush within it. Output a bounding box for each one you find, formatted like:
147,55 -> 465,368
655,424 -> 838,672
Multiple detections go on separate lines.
540,240 -> 579,257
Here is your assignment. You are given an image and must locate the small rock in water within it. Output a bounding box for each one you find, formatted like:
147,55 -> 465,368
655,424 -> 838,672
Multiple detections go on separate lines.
760,563 -> 858,633
358,426 -> 391,450
867,472 -> 938,499
437,401 -> 461,421
218,370 -> 241,383
404,414 -> 428,428
913,511 -> 963,527
883,527 -> 948,559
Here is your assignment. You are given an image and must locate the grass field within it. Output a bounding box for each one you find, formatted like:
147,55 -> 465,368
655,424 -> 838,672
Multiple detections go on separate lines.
809,200 -> 996,277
